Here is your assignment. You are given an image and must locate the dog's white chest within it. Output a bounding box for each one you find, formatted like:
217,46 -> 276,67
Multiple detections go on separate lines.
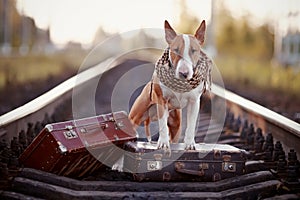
160,81 -> 204,109
169,94 -> 187,108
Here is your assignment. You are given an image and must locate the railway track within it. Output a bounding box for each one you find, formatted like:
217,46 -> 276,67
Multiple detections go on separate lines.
0,56 -> 300,199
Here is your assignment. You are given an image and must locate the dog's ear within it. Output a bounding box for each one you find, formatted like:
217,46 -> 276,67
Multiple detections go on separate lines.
164,20 -> 177,44
195,20 -> 206,45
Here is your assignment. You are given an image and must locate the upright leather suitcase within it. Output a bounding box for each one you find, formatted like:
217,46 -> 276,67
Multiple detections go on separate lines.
19,111 -> 136,178
123,142 -> 246,182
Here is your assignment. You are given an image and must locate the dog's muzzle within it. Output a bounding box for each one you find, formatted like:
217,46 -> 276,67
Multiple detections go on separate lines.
176,60 -> 193,80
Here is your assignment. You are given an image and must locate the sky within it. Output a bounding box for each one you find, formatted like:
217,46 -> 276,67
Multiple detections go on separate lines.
16,0 -> 300,45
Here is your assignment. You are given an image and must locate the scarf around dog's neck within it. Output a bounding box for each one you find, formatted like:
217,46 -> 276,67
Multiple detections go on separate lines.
155,48 -> 212,93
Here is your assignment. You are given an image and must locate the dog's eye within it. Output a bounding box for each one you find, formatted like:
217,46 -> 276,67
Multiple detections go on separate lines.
173,48 -> 179,54
191,48 -> 197,54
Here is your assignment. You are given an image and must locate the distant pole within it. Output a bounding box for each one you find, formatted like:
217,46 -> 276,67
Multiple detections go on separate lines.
207,0 -> 218,57
210,0 -> 215,45
1,0 -> 11,55
273,20 -> 282,64
20,1 -> 30,55
206,0 -> 217,57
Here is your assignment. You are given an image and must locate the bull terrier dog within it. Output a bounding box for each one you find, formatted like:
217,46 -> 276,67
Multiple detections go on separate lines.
129,20 -> 212,150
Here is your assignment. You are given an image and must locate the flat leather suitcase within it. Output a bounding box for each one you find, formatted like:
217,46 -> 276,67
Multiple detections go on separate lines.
19,111 -> 136,178
123,141 -> 246,182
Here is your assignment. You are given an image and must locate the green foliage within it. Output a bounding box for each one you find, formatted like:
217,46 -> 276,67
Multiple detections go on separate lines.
215,55 -> 300,97
213,5 -> 299,97
216,13 -> 274,60
175,1 -> 274,60
174,0 -> 199,34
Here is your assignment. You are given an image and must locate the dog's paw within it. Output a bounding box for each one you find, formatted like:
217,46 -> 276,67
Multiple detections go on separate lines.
157,135 -> 170,150
157,136 -> 171,156
185,143 -> 196,150
111,156 -> 124,172
147,136 -> 152,143
184,137 -> 196,150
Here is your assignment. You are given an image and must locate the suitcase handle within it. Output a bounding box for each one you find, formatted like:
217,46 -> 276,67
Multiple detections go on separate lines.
175,162 -> 206,176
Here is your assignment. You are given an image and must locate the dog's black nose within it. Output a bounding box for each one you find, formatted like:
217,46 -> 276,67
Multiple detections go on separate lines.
179,72 -> 188,79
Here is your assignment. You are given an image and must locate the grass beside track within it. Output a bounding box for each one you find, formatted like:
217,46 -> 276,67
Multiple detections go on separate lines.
0,51 -> 87,89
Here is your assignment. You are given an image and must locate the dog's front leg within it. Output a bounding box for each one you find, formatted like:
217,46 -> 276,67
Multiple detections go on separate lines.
184,98 -> 200,150
157,103 -> 170,150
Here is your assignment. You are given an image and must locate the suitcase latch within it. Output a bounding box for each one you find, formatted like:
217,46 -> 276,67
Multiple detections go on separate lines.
222,155 -> 236,172
147,161 -> 162,171
222,162 -> 236,172
57,141 -> 67,154
100,123 -> 109,130
63,130 -> 78,139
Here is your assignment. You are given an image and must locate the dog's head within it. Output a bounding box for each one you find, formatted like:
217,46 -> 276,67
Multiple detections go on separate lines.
164,20 -> 206,80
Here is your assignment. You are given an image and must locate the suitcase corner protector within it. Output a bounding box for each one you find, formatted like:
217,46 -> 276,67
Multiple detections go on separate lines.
45,124 -> 53,132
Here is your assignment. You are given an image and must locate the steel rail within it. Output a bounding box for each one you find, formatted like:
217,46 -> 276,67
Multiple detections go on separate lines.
212,84 -> 300,156
212,84 -> 300,137
0,58 -> 117,142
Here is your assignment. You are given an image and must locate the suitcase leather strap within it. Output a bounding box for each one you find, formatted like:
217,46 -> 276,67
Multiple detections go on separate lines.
175,162 -> 207,177
175,167 -> 206,176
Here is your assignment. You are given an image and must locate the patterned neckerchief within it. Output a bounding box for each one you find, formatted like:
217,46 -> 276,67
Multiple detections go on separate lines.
155,48 -> 212,93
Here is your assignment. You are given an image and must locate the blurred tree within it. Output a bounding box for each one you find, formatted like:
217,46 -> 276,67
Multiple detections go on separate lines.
241,17 -> 254,46
216,3 -> 274,60
0,0 -> 47,52
215,4 -> 238,54
175,0 -> 199,34
255,24 -> 274,59
26,17 -> 36,48
219,19 -> 236,50
0,0 -> 22,47
11,1 -> 22,47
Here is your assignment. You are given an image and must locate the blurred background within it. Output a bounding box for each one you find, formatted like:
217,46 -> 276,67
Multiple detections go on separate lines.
0,0 -> 299,121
